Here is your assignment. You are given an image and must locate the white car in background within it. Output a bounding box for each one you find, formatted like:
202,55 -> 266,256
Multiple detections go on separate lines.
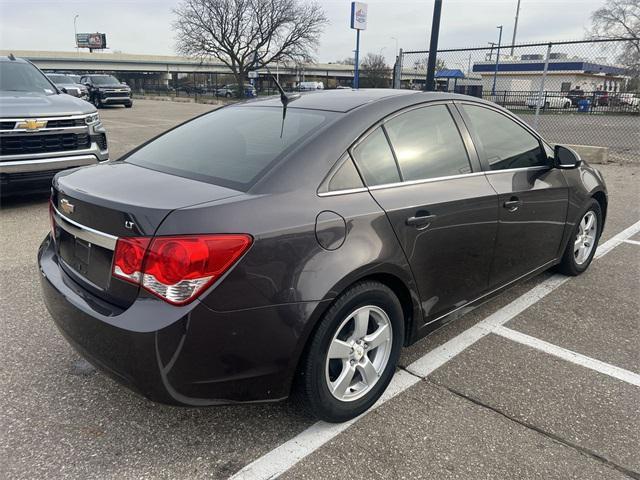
298,81 -> 324,91
526,93 -> 572,109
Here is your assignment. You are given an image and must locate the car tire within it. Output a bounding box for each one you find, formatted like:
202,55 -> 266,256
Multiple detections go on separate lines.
301,280 -> 404,423
563,101 -> 570,109
557,199 -> 602,276
92,96 -> 102,109
544,101 -> 550,110
125,102 -> 133,108
225,92 -> 232,98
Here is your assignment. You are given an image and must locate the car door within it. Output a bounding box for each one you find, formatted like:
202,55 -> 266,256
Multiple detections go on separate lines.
457,102 -> 569,287
350,103 -> 499,323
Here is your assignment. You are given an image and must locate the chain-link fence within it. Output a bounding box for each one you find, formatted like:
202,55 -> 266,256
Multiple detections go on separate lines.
395,38 -> 639,163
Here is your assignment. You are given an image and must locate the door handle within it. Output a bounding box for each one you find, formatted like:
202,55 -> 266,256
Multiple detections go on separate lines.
503,198 -> 523,212
406,214 -> 437,229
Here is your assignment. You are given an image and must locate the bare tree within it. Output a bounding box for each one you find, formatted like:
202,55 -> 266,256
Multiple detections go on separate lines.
360,53 -> 391,88
173,0 -> 328,97
588,0 -> 639,83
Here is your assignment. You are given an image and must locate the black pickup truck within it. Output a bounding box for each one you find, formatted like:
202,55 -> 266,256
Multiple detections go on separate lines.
81,74 -> 133,109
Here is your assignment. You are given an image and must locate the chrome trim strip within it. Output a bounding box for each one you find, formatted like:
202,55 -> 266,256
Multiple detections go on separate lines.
318,187 -> 368,197
368,171 -> 486,191
52,205 -> 118,250
0,126 -> 89,134
484,166 -> 550,175
0,154 -> 99,173
0,114 -> 90,122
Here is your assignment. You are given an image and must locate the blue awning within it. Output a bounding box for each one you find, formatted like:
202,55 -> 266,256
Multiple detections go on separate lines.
435,69 -> 465,79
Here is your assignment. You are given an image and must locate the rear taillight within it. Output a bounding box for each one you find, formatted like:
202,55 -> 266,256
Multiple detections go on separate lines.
112,234 -> 252,306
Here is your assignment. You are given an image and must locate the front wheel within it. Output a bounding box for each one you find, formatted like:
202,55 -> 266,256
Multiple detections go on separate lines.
557,199 -> 602,276
301,281 -> 404,423
92,95 -> 102,109
125,102 -> 133,108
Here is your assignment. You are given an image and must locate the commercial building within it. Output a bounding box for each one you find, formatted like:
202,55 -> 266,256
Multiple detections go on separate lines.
472,53 -> 628,93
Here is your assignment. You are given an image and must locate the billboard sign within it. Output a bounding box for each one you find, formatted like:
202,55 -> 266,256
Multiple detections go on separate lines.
350,2 -> 368,30
76,33 -> 107,49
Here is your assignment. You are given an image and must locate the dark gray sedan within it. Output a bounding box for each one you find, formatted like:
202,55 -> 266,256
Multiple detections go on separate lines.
38,89 -> 607,422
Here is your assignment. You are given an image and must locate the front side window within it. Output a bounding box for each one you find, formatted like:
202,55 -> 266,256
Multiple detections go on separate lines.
351,127 -> 400,186
462,104 -> 548,170
384,105 -> 471,181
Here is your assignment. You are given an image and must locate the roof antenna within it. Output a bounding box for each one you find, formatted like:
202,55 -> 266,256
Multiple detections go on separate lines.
265,66 -> 300,138
8,53 -> 16,61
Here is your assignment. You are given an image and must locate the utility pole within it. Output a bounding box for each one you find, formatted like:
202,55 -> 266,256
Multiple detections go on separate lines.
510,0 -> 522,56
73,14 -> 79,53
491,25 -> 503,96
425,0 -> 443,91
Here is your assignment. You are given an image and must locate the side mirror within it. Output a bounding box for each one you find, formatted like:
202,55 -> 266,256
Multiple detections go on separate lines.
554,145 -> 581,169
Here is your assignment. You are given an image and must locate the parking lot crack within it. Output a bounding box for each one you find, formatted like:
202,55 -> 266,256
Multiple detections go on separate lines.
426,379 -> 640,480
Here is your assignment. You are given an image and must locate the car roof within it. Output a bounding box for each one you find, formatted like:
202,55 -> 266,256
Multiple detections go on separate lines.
0,56 -> 29,64
241,88 -> 424,113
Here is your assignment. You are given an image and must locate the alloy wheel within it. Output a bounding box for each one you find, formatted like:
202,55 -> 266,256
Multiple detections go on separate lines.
574,211 -> 598,265
324,305 -> 392,402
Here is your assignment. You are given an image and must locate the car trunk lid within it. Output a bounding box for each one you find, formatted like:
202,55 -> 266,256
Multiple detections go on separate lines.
51,161 -> 242,308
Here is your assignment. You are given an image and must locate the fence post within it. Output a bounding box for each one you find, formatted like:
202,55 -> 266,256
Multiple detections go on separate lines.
533,43 -> 552,130
393,49 -> 403,89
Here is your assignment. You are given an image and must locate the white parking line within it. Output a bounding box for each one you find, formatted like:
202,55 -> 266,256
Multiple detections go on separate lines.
493,326 -> 640,386
622,239 -> 640,246
229,220 -> 640,480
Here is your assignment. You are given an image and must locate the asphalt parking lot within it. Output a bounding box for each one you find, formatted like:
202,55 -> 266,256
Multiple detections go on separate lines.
1,99 -> 638,480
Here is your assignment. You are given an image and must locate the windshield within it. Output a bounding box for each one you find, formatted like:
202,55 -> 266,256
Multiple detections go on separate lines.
126,106 -> 336,191
48,74 -> 74,84
91,75 -> 121,85
0,62 -> 56,94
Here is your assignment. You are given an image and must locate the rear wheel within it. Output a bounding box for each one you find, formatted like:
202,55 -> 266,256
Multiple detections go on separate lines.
557,199 -> 602,276
301,281 -> 404,423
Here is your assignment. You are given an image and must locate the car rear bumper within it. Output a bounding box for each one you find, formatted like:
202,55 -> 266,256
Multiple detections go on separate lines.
38,235 -> 323,405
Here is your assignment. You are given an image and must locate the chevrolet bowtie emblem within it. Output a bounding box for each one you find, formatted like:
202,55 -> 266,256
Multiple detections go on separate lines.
17,119 -> 47,131
60,198 -> 75,215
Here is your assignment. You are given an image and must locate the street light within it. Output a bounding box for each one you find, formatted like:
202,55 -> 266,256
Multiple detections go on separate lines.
73,14 -> 79,53
491,25 -> 503,96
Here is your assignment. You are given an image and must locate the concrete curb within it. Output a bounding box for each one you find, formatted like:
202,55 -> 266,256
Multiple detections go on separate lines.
565,144 -> 609,164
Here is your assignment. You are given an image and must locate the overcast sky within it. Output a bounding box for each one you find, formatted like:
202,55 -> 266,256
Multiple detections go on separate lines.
0,0 -> 604,63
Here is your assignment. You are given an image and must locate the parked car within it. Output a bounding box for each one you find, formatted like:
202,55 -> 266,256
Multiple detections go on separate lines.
46,73 -> 89,101
0,55 -> 108,195
618,92 -> 640,108
216,83 -> 257,98
80,74 -> 132,108
39,90 -> 607,422
526,93 -> 572,109
567,88 -> 586,106
299,81 -> 325,91
593,90 -> 610,107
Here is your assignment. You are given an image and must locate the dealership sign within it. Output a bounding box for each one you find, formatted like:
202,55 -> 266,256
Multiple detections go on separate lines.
76,33 -> 107,49
350,2 -> 368,30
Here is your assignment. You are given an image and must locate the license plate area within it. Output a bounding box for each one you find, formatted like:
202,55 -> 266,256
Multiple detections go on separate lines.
57,228 -> 114,289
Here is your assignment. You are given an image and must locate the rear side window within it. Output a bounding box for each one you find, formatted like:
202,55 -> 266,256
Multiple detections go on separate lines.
126,106 -> 335,191
351,127 -> 400,186
327,155 -> 364,192
462,104 -> 548,170
385,105 -> 471,181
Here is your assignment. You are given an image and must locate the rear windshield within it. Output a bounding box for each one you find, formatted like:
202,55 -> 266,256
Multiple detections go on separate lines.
126,106 -> 336,191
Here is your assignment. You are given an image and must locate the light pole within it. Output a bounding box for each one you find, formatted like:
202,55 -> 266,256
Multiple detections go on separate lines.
425,0 -> 443,91
510,0 -> 522,56
391,37 -> 398,59
491,25 -> 503,96
73,14 -> 79,53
